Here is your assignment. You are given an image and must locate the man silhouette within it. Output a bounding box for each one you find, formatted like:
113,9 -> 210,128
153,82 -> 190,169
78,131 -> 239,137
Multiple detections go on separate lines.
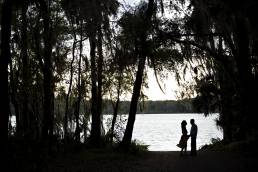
190,119 -> 198,156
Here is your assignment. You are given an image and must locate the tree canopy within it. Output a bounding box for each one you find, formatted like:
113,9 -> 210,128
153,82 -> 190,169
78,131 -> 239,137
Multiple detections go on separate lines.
1,0 -> 258,152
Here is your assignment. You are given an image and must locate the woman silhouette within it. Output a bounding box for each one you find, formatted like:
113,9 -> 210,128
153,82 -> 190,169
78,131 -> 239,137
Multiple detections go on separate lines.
177,120 -> 189,155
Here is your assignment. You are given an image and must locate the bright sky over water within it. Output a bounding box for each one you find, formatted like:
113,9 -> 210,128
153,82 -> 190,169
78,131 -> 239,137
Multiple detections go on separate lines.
120,0 -> 141,5
144,69 -> 179,100
119,0 -> 180,100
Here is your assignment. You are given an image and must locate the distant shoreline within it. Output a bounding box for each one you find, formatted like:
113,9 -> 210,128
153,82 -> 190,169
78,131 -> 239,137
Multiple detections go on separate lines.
102,99 -> 202,114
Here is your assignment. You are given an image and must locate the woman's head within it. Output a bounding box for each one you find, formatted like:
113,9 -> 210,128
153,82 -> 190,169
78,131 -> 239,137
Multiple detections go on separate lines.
181,120 -> 187,126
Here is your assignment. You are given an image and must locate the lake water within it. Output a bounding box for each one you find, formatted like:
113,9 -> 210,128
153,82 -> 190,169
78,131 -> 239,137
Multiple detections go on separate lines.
108,113 -> 223,151
10,113 -> 223,151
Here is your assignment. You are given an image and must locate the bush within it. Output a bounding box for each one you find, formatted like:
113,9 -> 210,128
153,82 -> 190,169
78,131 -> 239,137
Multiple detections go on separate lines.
200,137 -> 258,153
199,137 -> 224,150
129,139 -> 149,154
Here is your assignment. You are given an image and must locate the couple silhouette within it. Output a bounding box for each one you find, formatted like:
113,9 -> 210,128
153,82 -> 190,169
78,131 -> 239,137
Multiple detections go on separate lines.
177,119 -> 198,156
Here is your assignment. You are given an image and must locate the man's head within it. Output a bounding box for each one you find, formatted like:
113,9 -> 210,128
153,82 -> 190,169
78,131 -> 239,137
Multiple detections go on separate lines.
190,119 -> 195,125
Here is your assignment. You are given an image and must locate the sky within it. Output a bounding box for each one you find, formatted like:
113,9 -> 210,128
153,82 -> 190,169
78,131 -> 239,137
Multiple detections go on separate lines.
59,1 -> 188,101
144,69 -> 179,100
120,0 -> 141,6
119,0 -> 180,100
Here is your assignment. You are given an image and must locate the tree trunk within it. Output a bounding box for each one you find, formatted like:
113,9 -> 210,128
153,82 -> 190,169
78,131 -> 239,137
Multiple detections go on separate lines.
64,28 -> 76,142
39,0 -> 54,146
75,25 -> 83,143
210,35 -> 234,142
9,59 -> 21,136
89,33 -> 100,146
120,56 -> 146,149
219,69 -> 233,143
233,16 -> 254,139
0,0 -> 13,156
21,1 -> 31,138
96,27 -> 104,141
120,0 -> 154,150
110,73 -> 122,142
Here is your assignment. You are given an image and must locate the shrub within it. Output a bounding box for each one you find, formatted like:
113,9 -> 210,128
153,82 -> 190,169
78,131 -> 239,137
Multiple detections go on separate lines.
129,139 -> 149,154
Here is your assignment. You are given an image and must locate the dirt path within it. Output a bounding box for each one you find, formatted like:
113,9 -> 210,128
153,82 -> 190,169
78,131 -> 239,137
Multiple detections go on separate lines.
12,150 -> 258,172
46,151 -> 258,172
137,151 -> 257,172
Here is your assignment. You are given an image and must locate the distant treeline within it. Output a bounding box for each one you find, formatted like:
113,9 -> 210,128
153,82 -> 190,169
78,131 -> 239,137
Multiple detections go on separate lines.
9,98 -> 205,117
102,99 -> 196,114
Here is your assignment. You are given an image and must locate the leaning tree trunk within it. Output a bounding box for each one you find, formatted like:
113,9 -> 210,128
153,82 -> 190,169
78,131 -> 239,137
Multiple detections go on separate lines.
120,0 -> 154,150
120,56 -> 146,149
110,72 -> 122,143
0,0 -> 13,156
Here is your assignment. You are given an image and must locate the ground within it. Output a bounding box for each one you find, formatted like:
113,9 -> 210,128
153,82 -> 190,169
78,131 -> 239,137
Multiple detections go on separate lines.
10,149 -> 258,172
